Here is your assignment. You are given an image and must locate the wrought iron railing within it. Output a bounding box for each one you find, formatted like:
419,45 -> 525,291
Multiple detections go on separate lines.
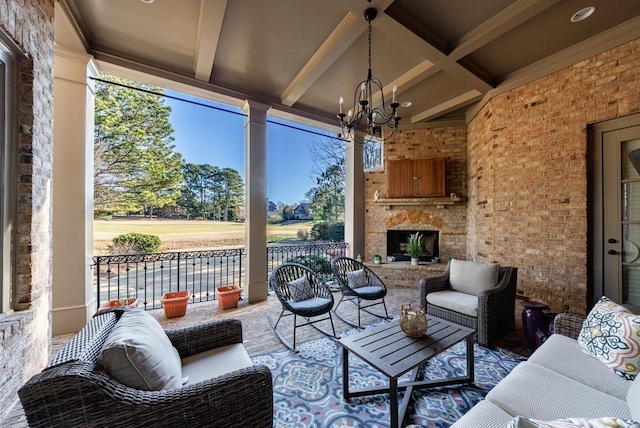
93,242 -> 348,310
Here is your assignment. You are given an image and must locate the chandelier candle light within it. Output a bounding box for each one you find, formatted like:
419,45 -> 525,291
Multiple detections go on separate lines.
338,8 -> 401,141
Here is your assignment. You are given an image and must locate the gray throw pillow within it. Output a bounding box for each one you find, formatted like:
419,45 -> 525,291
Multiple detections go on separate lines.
287,276 -> 314,302
98,308 -> 183,390
346,269 -> 369,289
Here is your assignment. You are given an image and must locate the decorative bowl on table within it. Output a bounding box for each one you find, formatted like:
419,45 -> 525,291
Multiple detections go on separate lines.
399,304 -> 428,337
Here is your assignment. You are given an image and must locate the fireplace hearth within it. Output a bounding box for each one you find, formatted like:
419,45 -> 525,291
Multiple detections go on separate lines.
387,230 -> 439,262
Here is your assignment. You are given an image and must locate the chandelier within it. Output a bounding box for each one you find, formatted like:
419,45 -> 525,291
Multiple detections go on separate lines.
337,8 -> 400,142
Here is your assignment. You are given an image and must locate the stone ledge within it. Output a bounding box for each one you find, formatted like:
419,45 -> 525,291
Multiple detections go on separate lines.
0,310 -> 35,343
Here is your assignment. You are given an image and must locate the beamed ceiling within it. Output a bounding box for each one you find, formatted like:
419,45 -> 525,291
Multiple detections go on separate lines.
57,0 -> 640,131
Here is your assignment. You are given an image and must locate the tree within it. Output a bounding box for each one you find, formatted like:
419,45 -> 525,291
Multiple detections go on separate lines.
307,136 -> 345,221
94,76 -> 183,216
218,168 -> 244,221
180,163 -> 244,221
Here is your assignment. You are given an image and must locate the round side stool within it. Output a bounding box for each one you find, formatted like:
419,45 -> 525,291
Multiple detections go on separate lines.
522,301 -> 550,352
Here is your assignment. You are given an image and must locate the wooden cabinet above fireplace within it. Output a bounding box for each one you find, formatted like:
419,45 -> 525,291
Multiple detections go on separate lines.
386,158 -> 445,198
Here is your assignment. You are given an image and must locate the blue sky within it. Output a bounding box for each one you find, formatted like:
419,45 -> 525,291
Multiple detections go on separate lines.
165,90 -> 333,204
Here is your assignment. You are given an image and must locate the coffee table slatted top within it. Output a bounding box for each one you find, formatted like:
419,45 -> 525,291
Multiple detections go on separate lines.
339,316 -> 475,379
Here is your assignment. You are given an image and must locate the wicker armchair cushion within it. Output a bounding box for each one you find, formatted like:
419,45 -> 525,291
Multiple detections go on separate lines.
426,290 -> 478,317
449,259 -> 499,296
287,276 -> 314,302
98,309 -> 183,390
629,375 -> 640,421
182,343 -> 253,386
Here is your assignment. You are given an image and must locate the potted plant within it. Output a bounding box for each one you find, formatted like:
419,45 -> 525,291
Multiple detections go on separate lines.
372,254 -> 382,264
407,232 -> 423,266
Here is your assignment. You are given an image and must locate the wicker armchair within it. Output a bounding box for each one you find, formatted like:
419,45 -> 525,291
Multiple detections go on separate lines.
419,262 -> 518,347
19,310 -> 273,428
331,257 -> 391,328
268,263 -> 337,351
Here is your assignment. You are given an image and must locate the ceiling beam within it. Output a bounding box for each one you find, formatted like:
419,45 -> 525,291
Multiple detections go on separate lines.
193,0 -> 227,82
371,60 -> 434,105
411,89 -> 482,123
449,0 -> 561,61
280,12 -> 365,107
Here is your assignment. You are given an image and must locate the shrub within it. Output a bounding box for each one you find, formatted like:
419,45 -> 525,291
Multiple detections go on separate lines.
286,254 -> 332,279
110,233 -> 161,254
267,214 -> 282,224
296,228 -> 309,241
311,221 -> 344,241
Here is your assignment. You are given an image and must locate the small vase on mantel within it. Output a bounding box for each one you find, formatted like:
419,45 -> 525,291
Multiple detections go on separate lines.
410,258 -> 419,266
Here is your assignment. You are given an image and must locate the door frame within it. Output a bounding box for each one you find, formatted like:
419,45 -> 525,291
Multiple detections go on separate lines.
589,112 -> 640,307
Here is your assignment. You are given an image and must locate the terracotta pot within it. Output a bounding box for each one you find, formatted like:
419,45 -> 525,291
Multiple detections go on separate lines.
161,290 -> 190,318
217,285 -> 241,310
100,297 -> 138,310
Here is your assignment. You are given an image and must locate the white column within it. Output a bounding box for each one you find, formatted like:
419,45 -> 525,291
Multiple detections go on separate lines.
345,133 -> 365,259
243,100 -> 270,303
52,48 -> 98,334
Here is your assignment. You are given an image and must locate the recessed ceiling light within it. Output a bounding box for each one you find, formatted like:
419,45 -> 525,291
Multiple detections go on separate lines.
571,6 -> 596,23
401,101 -> 412,108
140,0 -> 154,3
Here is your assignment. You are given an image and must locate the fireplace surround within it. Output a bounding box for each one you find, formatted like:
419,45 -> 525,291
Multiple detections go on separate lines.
387,230 -> 439,262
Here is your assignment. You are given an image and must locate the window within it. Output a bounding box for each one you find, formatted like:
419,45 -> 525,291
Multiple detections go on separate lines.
0,35 -> 17,316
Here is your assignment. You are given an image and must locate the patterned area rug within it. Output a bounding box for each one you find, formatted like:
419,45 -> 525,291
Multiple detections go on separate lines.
252,324 -> 526,428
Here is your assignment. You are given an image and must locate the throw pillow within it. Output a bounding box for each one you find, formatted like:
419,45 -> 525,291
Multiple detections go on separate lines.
98,308 -> 183,390
346,269 -> 370,289
287,276 -> 314,302
507,416 -> 640,428
578,296 -> 640,380
449,259 -> 499,296
628,374 -> 640,422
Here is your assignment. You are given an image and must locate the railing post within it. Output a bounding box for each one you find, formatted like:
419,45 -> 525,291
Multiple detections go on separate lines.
95,256 -> 101,311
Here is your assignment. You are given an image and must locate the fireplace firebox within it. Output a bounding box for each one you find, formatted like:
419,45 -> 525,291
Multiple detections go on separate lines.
386,230 -> 439,262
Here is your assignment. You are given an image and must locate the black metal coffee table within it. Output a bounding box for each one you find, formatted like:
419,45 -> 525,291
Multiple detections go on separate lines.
339,316 -> 475,428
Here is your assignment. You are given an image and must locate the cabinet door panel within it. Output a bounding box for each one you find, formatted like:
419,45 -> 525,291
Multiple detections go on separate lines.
415,158 -> 445,197
387,160 -> 414,198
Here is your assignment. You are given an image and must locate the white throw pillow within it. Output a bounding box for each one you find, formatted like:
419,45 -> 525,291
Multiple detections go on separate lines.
449,259 -> 499,296
287,276 -> 314,302
578,296 -> 640,380
98,308 -> 183,390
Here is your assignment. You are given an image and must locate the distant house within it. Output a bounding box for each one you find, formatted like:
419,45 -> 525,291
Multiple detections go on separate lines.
267,200 -> 278,217
293,203 -> 312,220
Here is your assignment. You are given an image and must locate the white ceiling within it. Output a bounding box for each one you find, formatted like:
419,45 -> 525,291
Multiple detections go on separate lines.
57,0 -> 640,131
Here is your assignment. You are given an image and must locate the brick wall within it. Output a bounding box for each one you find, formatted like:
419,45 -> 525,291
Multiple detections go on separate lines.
467,38 -> 640,315
364,126 -> 468,262
0,0 -> 54,417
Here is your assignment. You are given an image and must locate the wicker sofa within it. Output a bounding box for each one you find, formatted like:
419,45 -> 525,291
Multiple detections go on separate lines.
419,260 -> 518,347
18,309 -> 273,428
451,313 -> 640,427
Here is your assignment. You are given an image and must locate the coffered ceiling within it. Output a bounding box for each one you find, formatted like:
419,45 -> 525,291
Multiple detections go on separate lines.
57,0 -> 640,131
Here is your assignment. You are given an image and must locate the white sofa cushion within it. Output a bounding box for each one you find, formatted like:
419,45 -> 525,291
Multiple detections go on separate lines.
450,400 -> 514,428
528,333 -> 632,400
449,259 -> 499,296
181,343 -> 253,386
628,375 -> 640,422
578,296 -> 640,380
486,362 -> 632,420
98,309 -> 183,390
507,416 -> 640,428
426,290 -> 478,318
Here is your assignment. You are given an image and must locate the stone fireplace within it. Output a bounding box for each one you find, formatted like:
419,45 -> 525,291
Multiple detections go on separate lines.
387,230 -> 439,262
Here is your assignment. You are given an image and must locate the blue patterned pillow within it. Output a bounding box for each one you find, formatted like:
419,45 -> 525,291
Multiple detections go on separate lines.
507,416 -> 640,427
287,276 -> 314,302
578,296 -> 640,380
346,269 -> 370,289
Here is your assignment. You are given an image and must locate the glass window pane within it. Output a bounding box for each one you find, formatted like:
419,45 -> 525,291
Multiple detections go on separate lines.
622,138 -> 640,180
623,181 -> 640,221
623,266 -> 640,306
623,224 -> 640,264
